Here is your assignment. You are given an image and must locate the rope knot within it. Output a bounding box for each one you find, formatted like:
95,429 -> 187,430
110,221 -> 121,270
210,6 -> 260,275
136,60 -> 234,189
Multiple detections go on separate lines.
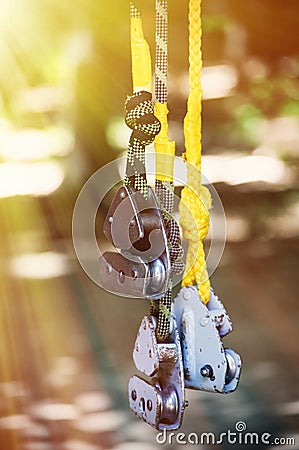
125,91 -> 161,145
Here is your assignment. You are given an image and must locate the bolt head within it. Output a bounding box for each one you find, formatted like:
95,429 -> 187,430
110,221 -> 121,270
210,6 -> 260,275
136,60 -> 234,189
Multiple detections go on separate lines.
183,289 -> 191,300
200,364 -> 213,378
106,264 -> 112,275
200,317 -> 208,327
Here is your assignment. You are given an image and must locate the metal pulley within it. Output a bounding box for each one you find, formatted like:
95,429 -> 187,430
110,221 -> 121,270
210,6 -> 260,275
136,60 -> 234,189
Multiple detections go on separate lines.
99,252 -> 168,299
129,315 -> 187,429
99,185 -> 170,299
172,286 -> 242,394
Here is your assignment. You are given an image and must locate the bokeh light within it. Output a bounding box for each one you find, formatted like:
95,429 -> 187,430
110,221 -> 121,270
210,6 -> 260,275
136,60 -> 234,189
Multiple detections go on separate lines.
0,1 -> 298,448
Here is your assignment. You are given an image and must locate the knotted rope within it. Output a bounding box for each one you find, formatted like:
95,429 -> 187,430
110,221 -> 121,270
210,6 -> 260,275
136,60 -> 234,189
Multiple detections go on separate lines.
124,91 -> 161,199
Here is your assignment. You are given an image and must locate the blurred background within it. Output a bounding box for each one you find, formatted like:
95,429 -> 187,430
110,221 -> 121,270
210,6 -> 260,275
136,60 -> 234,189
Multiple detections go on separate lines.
0,0 -> 299,449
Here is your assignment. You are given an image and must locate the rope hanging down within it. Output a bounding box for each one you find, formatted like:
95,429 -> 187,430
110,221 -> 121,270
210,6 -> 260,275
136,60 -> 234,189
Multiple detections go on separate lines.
155,1 -> 183,277
155,0 -> 168,104
124,4 -> 161,199
123,1 -> 242,431
179,0 -> 212,305
153,0 -> 184,341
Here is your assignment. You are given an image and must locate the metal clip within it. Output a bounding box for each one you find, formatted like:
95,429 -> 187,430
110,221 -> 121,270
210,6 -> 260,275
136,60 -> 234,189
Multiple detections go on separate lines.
128,315 -> 186,430
172,286 -> 241,394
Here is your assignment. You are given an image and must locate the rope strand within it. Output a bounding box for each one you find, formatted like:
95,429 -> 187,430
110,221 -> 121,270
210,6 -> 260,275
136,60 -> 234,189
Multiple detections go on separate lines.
179,0 -> 212,305
126,4 -> 160,198
155,0 -> 168,104
154,0 -> 184,341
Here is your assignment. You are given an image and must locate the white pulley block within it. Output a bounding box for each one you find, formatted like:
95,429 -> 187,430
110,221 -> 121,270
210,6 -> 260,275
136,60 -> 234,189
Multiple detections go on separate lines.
172,286 -> 241,393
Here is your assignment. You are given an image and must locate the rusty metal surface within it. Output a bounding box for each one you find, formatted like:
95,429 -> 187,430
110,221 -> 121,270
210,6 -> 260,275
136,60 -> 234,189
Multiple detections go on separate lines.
130,315 -> 186,430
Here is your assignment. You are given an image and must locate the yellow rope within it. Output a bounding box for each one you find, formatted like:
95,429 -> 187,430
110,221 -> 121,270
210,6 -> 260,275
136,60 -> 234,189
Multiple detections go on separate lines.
131,9 -> 152,93
154,102 -> 175,182
179,0 -> 212,304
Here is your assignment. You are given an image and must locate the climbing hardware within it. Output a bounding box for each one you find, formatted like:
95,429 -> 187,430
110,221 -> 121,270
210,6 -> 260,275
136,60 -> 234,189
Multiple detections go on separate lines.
99,0 -> 241,430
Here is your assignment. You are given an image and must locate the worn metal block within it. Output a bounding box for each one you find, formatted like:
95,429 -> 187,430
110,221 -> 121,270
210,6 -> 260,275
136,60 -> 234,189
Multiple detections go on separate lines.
173,286 -> 241,393
99,251 -> 168,299
103,185 -> 169,259
129,315 -> 186,430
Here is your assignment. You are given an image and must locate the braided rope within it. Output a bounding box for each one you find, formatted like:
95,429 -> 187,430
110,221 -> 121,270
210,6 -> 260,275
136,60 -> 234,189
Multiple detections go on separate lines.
126,4 -> 161,200
155,180 -> 184,341
130,3 -> 140,19
151,0 -> 169,326
124,91 -> 161,198
179,0 -> 212,305
155,0 -> 168,104
153,1 -> 184,341
189,0 -> 202,97
153,0 -> 171,340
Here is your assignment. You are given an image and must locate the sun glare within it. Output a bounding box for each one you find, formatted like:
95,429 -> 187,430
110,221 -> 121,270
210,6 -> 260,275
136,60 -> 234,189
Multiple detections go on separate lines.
0,161 -> 65,197
10,251 -> 70,279
176,65 -> 238,100
0,0 -> 10,11
0,127 -> 74,161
